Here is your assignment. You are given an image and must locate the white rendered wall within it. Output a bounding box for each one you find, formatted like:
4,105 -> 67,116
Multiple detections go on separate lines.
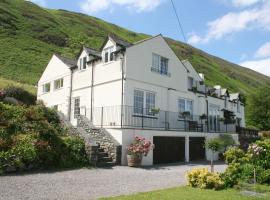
37,55 -> 71,116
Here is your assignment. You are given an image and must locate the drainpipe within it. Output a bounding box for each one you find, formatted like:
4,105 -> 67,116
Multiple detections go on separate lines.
68,68 -> 74,121
120,52 -> 125,128
90,61 -> 94,122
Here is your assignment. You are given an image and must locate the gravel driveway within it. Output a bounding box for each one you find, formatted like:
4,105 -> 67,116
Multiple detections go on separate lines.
0,162 -> 227,200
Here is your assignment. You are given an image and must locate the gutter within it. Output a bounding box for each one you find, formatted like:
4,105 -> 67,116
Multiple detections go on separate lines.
68,68 -> 74,121
90,61 -> 94,121
120,52 -> 125,128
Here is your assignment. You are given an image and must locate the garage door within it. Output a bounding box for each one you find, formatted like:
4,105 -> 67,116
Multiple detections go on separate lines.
189,137 -> 206,161
153,137 -> 185,164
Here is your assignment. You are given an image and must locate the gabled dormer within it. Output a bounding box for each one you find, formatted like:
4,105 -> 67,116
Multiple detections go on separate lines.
100,34 -> 132,63
77,47 -> 101,70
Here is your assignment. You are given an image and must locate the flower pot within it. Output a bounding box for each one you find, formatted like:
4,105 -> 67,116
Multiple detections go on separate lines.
127,154 -> 142,167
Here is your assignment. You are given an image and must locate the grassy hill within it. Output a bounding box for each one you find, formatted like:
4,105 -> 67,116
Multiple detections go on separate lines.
0,1 -> 269,101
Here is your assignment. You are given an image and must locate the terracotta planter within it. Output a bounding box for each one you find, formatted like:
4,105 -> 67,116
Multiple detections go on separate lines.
127,154 -> 142,167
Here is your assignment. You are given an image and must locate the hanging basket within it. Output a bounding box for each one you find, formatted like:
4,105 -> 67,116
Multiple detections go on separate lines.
127,154 -> 142,167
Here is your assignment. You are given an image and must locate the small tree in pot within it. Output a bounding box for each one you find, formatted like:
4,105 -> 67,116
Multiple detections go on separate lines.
127,136 -> 154,167
206,138 -> 223,172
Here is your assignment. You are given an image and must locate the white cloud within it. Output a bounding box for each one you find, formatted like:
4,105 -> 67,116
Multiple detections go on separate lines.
188,1 -> 270,45
239,58 -> 270,76
27,0 -> 46,7
255,42 -> 270,58
80,0 -> 165,14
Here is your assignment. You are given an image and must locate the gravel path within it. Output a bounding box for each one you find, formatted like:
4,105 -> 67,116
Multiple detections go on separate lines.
0,162 -> 227,200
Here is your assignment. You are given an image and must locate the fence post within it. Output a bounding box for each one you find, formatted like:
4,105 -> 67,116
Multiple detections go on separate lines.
101,107 -> 104,128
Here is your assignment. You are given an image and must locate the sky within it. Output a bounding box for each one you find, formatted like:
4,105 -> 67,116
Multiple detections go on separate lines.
29,0 -> 270,77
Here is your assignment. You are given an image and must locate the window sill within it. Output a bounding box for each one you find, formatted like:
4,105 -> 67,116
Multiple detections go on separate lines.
151,67 -> 171,77
103,61 -> 115,66
132,114 -> 158,119
54,87 -> 64,92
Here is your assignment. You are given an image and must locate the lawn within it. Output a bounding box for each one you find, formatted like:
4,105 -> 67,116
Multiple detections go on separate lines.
101,186 -> 270,200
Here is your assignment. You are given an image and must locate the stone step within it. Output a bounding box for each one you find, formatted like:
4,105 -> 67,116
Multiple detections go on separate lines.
97,152 -> 109,157
98,156 -> 113,162
97,161 -> 116,167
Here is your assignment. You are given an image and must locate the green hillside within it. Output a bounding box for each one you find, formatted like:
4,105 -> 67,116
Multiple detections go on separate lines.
0,0 -> 269,95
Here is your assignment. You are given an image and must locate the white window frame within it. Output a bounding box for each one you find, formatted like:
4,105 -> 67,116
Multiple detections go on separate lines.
42,82 -> 50,93
133,89 -> 156,116
54,78 -> 63,90
178,98 -> 193,118
151,53 -> 169,76
188,77 -> 194,90
74,97 -> 80,118
103,46 -> 114,63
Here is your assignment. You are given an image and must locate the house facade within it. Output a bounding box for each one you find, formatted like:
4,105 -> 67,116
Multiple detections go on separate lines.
37,34 -> 245,165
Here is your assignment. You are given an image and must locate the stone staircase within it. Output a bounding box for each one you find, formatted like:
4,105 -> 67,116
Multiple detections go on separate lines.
77,115 -> 122,167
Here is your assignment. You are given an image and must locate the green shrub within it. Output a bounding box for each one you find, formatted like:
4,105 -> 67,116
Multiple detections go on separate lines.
186,168 -> 224,190
0,103 -> 88,173
61,136 -> 88,167
4,86 -> 36,105
224,147 -> 250,164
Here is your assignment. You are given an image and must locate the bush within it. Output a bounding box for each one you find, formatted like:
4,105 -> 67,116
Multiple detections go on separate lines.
224,147 -> 250,164
61,136 -> 88,167
3,86 -> 36,105
186,168 -> 224,190
0,103 -> 88,174
221,163 -> 254,187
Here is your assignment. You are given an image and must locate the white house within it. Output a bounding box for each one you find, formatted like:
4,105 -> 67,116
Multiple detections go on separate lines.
37,34 -> 245,165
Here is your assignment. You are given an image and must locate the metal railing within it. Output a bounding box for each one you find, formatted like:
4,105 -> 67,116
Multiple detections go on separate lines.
80,105 -> 237,133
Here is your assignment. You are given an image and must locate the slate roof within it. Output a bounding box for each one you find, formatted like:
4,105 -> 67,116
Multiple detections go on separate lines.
83,47 -> 101,58
109,34 -> 132,48
55,54 -> 77,69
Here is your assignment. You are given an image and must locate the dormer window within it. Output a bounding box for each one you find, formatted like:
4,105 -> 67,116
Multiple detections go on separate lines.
104,46 -> 114,63
79,57 -> 87,70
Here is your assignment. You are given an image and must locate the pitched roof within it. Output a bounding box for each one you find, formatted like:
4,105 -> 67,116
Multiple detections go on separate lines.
55,54 -> 77,69
221,88 -> 229,96
83,47 -> 101,58
100,34 -> 132,50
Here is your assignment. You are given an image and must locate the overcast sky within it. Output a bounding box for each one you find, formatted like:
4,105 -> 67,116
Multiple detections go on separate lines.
29,0 -> 270,77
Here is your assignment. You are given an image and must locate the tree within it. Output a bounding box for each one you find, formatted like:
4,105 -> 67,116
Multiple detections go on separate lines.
247,86 -> 270,131
205,138 -> 223,172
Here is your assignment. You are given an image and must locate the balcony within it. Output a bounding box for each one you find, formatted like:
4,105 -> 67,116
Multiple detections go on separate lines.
79,106 -> 238,133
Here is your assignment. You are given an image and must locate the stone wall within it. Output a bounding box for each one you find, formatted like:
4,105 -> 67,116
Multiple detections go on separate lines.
77,115 -> 122,165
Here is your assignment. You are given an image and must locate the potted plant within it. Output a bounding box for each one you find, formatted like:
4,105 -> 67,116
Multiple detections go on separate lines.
149,108 -> 160,115
127,136 -> 154,167
192,86 -> 197,93
200,114 -> 207,120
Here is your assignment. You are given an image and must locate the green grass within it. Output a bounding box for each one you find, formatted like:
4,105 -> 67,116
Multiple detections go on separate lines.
0,78 -> 36,94
101,186 -> 270,200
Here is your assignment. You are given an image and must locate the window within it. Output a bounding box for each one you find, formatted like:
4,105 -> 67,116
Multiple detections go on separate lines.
146,92 -> 155,115
133,89 -> 156,115
54,78 -> 63,90
151,53 -> 169,76
134,90 -> 144,115
43,83 -> 50,93
178,99 -> 193,117
104,47 -> 114,63
53,105 -> 58,111
79,57 -> 87,70
188,77 -> 194,90
224,96 -> 227,108
74,97 -> 80,118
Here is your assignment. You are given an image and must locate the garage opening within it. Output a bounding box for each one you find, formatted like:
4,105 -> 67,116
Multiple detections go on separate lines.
189,137 -> 206,161
153,136 -> 185,164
